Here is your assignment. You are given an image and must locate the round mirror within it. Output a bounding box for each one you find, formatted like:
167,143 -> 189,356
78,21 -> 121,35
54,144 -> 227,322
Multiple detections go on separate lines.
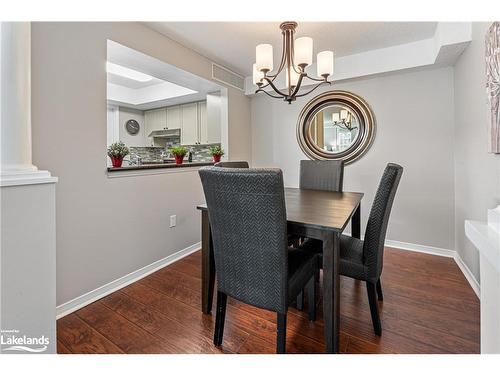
297,91 -> 375,164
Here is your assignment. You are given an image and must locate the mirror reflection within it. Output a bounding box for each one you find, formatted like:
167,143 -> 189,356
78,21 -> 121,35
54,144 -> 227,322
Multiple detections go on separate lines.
308,105 -> 360,153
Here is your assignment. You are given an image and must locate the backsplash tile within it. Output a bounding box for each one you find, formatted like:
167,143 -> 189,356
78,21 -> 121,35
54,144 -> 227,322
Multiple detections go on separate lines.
126,143 -> 221,164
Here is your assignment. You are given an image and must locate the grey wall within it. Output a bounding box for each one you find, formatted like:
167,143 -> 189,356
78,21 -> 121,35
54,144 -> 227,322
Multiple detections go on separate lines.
251,67 -> 456,250
31,22 -> 251,306
454,22 -> 500,281
118,107 -> 147,147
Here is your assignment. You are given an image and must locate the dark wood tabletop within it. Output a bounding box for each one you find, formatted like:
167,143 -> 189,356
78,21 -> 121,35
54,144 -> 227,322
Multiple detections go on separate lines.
198,187 -> 363,232
283,188 -> 363,232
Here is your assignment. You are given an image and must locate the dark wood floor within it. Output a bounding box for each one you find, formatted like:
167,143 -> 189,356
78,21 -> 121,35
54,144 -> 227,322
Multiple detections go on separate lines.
57,247 -> 480,354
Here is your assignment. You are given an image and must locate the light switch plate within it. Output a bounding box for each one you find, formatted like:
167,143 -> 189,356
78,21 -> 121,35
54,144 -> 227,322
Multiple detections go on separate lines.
170,215 -> 176,228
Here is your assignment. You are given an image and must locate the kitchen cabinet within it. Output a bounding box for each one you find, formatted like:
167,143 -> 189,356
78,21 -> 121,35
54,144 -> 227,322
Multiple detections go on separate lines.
145,100 -> 217,146
145,108 -> 166,135
181,103 -> 198,145
166,106 -> 181,130
198,101 -> 208,144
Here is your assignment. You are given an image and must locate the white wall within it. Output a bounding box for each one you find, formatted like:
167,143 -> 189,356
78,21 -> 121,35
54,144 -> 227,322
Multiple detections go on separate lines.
118,106 -> 147,147
251,67 -> 456,250
454,22 -> 500,281
31,22 -> 251,306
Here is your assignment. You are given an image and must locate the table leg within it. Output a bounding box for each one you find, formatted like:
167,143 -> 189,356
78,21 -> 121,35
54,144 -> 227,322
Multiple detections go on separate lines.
201,210 -> 215,314
322,231 -> 340,353
352,204 -> 361,239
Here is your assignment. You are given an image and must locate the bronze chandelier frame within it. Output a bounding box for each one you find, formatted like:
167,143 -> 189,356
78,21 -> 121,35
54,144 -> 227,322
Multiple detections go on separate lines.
255,22 -> 332,104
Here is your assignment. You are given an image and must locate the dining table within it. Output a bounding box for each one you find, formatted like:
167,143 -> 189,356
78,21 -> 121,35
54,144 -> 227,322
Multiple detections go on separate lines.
196,187 -> 363,354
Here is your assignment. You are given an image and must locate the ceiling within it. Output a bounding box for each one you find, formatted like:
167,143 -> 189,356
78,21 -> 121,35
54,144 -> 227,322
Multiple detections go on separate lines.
107,40 -> 223,110
146,22 -> 438,76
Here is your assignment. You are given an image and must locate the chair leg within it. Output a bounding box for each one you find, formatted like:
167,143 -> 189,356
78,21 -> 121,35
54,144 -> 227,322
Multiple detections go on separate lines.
366,282 -> 382,336
306,276 -> 316,321
376,279 -> 383,301
213,291 -> 227,346
276,312 -> 287,354
296,291 -> 304,311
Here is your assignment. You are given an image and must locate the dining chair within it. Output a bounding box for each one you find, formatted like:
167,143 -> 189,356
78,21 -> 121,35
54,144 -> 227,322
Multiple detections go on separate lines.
299,159 -> 344,192
295,160 -> 344,309
214,161 -> 249,168
305,163 -> 403,336
198,167 -> 319,353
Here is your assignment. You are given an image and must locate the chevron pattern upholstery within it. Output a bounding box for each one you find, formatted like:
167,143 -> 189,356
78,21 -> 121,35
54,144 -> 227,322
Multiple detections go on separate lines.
302,163 -> 403,336
299,160 -> 344,192
306,163 -> 403,282
198,167 -> 318,313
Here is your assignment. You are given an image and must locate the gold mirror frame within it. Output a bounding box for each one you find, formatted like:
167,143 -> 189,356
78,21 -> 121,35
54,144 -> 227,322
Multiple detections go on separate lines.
296,90 -> 376,164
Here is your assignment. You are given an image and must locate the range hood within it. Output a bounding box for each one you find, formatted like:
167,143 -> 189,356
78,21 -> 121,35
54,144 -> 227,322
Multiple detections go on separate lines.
147,129 -> 181,138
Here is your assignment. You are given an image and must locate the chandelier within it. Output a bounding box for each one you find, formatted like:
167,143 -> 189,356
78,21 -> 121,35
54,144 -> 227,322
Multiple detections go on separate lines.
253,21 -> 334,104
332,109 -> 357,131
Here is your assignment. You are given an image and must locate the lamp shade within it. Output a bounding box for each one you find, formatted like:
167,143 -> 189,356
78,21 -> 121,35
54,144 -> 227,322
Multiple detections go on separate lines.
332,112 -> 340,123
256,44 -> 273,72
340,109 -> 348,120
294,37 -> 313,67
252,63 -> 264,85
317,50 -> 334,77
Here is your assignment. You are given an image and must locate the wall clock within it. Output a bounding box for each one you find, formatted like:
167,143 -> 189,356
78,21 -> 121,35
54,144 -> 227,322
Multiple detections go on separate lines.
125,119 -> 140,135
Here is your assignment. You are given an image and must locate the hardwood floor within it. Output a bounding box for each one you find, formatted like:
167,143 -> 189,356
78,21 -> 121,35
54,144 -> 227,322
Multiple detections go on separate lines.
57,247 -> 480,354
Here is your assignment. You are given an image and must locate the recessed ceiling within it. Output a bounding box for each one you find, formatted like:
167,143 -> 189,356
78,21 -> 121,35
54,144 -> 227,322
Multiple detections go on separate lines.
107,40 -> 223,110
146,22 -> 438,76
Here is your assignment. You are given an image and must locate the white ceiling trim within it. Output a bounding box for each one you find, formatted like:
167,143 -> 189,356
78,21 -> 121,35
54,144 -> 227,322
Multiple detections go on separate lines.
244,22 -> 472,95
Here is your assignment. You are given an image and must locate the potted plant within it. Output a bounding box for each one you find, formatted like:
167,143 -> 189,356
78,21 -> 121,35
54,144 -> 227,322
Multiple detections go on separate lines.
170,146 -> 188,165
107,141 -> 129,168
209,145 -> 225,163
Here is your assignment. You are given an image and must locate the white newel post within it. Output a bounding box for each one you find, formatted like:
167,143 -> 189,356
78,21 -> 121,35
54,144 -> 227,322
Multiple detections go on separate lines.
1,22 -> 57,354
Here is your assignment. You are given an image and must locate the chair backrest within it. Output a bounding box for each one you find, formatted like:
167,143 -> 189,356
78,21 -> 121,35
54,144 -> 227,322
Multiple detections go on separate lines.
198,167 -> 288,313
299,160 -> 344,192
363,163 -> 403,282
214,161 -> 249,168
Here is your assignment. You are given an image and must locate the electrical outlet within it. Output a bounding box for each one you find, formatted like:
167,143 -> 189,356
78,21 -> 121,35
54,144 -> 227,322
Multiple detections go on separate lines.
170,215 -> 176,228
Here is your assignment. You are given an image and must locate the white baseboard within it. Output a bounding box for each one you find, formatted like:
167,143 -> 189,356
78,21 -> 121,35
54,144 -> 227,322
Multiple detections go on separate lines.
384,239 -> 456,258
453,251 -> 481,298
56,242 -> 201,319
345,232 -> 480,298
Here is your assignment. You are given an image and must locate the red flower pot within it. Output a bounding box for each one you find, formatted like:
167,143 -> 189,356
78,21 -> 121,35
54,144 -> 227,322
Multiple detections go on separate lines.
110,156 -> 123,168
213,155 -> 221,163
175,154 -> 185,165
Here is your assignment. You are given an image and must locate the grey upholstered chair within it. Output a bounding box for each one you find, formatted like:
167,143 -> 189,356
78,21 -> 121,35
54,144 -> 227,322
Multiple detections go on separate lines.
299,160 -> 344,192
305,163 -> 403,336
295,160 -> 344,309
198,167 -> 319,353
214,161 -> 249,168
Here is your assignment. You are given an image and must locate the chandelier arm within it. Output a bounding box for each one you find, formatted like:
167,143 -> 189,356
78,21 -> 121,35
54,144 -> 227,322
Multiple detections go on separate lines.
288,31 -> 303,75
305,75 -> 329,82
294,81 -> 331,98
265,32 -> 287,79
256,89 -> 286,99
261,76 -> 289,98
290,72 -> 305,98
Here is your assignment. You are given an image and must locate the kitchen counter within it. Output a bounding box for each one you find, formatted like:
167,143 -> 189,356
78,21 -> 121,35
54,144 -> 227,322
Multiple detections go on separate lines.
107,161 -> 214,172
